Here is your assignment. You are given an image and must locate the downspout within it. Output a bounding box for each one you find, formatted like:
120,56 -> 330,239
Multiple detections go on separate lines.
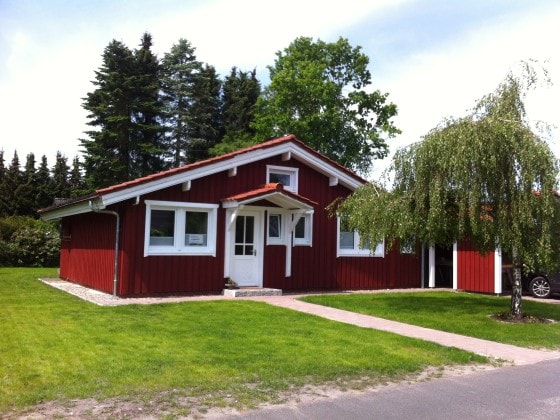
89,201 -> 120,296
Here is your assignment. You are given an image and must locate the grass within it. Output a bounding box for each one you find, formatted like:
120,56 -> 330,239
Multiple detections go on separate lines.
0,268 -> 487,414
301,291 -> 560,349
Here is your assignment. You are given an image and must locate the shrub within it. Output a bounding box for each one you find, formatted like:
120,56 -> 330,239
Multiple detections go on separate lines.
0,217 -> 60,267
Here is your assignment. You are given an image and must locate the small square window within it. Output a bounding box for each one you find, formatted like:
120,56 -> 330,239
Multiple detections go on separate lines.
185,211 -> 208,246
266,165 -> 299,192
150,210 -> 175,246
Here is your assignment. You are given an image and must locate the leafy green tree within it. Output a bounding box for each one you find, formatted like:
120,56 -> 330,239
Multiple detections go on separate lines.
161,38 -> 202,167
252,36 -> 399,174
334,67 -> 559,319
210,67 -> 260,156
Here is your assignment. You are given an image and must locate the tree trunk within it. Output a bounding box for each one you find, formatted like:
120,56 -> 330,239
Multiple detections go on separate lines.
510,249 -> 523,320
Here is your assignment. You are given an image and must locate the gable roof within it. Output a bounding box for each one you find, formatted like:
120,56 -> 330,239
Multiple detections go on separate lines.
222,183 -> 317,210
40,135 -> 366,220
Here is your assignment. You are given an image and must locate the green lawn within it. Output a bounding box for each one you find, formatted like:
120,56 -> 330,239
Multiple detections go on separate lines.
301,291 -> 560,349
0,268 -> 486,414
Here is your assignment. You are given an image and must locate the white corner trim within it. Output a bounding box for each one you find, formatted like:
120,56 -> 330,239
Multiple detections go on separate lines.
452,242 -> 458,290
494,248 -> 503,295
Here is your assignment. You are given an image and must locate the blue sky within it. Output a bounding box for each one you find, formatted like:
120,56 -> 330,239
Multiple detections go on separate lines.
1,0 -> 558,180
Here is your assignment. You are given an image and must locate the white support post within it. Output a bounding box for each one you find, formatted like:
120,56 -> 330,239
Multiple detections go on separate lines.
428,246 -> 436,288
452,242 -> 458,290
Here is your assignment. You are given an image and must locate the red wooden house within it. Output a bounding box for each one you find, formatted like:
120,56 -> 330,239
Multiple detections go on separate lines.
40,135 -> 506,297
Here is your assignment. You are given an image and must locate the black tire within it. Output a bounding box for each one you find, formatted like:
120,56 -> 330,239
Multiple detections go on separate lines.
529,276 -> 551,298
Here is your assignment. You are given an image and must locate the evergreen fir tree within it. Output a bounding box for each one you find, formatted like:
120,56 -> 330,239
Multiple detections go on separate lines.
81,39 -> 137,188
35,155 -> 55,210
211,67 -> 261,155
185,64 -> 222,163
52,151 -> 70,199
161,38 -> 202,167
81,33 -> 166,189
69,156 -> 87,198
4,151 -> 23,215
0,150 -> 8,216
14,153 -> 37,216
132,32 -> 166,176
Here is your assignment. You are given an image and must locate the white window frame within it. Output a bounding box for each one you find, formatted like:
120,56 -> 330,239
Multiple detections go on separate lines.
266,165 -> 299,192
144,200 -> 218,256
293,212 -> 313,246
336,218 -> 384,257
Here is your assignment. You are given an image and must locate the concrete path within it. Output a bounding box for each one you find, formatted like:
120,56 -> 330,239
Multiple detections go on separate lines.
40,279 -> 560,365
245,295 -> 560,365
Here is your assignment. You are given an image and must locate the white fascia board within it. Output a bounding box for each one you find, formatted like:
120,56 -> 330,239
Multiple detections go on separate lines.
100,142 -> 364,207
289,148 -> 365,190
40,200 -> 95,221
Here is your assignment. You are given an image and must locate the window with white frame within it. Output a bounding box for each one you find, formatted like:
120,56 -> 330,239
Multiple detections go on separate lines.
293,213 -> 312,246
337,218 -> 384,257
267,212 -> 284,245
145,200 -> 218,256
266,165 -> 299,192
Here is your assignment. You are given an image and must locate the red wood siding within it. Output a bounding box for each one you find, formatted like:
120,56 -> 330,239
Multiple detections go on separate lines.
59,213 -> 116,294
457,240 -> 495,293
62,153 -> 422,296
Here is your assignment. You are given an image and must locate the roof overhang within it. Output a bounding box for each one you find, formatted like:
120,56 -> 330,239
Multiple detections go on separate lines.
99,140 -> 364,207
222,184 -> 317,210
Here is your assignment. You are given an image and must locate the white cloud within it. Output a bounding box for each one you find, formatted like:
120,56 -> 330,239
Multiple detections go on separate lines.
369,2 -> 560,181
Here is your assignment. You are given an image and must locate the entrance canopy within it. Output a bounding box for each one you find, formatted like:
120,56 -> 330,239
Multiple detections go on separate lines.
221,183 -> 317,210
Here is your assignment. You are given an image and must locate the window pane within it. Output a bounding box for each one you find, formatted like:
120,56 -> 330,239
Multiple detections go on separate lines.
269,172 -> 291,186
295,217 -> 306,239
235,216 -> 245,243
339,231 -> 354,249
185,211 -> 208,246
269,214 -> 281,238
235,245 -> 244,255
245,216 -> 254,243
150,210 -> 175,246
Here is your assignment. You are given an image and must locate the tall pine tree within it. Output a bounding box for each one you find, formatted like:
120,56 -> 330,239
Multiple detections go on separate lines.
35,155 -> 55,210
211,67 -> 261,155
0,151 -> 8,216
81,39 -> 136,188
52,151 -> 70,199
132,32 -> 166,176
185,64 -> 222,163
14,153 -> 37,216
81,33 -> 165,189
4,152 -> 23,215
161,38 -> 202,167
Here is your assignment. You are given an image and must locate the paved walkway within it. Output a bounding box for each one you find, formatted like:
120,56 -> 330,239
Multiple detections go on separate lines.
40,279 -> 560,365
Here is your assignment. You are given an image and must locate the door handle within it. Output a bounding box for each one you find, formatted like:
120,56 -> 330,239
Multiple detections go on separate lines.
253,249 -> 257,256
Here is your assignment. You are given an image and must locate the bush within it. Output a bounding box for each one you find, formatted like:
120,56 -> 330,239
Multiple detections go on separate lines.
0,217 -> 60,267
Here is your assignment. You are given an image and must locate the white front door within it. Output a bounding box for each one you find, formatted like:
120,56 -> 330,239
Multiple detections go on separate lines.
228,209 -> 262,286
